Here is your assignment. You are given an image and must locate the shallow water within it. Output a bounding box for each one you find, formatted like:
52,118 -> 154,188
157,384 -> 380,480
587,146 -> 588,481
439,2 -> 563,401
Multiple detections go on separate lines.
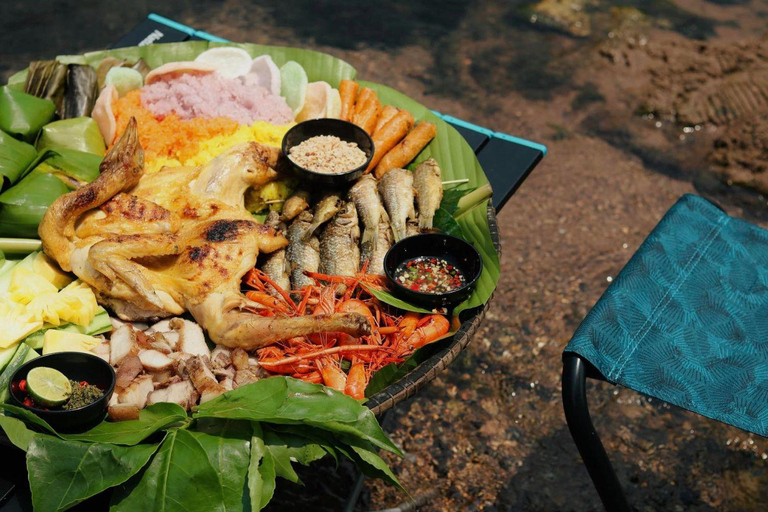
3,1 -> 768,510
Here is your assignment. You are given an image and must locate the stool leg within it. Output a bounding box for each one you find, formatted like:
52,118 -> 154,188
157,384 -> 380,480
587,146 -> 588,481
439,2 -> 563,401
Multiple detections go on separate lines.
562,354 -> 631,512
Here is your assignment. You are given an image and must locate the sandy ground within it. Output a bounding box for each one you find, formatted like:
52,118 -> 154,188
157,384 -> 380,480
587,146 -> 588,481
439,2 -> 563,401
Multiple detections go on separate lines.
2,1 -> 768,510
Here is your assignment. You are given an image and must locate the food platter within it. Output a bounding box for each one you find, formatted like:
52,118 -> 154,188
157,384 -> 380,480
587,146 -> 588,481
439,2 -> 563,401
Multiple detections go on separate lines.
0,41 -> 500,511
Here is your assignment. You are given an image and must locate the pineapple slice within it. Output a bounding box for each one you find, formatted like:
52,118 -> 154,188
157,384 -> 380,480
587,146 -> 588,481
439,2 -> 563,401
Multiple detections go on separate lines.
9,268 -> 58,305
33,253 -> 73,290
26,293 -> 64,326
57,281 -> 99,326
43,330 -> 101,355
0,300 -> 43,348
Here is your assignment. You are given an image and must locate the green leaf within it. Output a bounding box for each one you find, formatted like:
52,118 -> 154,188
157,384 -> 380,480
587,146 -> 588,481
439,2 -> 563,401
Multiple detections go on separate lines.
0,414 -> 39,452
188,419 -> 251,512
194,377 -> 400,456
36,117 -> 106,156
110,429 -> 226,512
261,428 -> 328,484
0,403 -> 59,435
248,423 -> 277,512
440,186 -> 476,216
0,86 -> 56,141
0,170 -> 70,238
365,339 -> 450,397
433,208 -> 462,238
62,403 -> 189,445
340,440 -> 403,491
39,149 -> 103,183
0,129 -> 37,188
362,285 -> 432,314
26,435 -> 160,512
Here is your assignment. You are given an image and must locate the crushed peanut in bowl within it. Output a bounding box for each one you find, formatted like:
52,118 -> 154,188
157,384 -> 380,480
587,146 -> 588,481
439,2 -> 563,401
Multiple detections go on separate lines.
288,135 -> 368,174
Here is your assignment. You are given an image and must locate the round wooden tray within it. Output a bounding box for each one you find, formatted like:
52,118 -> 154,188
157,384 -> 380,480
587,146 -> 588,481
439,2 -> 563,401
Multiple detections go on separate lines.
367,204 -> 499,415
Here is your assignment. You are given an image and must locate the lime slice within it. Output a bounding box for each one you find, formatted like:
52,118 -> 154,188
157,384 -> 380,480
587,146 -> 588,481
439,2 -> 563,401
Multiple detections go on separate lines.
280,61 -> 308,116
26,367 -> 72,407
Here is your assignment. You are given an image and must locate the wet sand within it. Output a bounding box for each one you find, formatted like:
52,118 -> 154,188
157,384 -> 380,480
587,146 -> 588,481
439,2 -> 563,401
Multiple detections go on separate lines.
2,1 -> 768,510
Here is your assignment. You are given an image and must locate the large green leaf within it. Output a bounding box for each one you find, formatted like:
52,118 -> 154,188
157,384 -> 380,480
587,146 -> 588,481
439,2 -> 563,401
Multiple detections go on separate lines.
0,130 -> 37,188
188,419 -> 251,512
0,86 -> 56,141
111,429 -> 226,512
62,403 -> 189,445
0,415 -> 38,452
26,435 -> 160,512
194,377 -> 400,456
0,170 -> 70,238
248,422 -> 276,512
36,117 -> 106,156
0,403 -> 58,435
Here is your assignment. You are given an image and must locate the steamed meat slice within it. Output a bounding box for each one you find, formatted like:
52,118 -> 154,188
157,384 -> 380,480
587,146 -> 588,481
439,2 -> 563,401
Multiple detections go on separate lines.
178,319 -> 210,358
147,380 -> 199,411
210,347 -> 232,369
115,354 -> 143,389
183,356 -> 226,404
118,375 -> 154,410
231,348 -> 249,371
138,349 -> 175,371
92,341 -> 110,363
151,370 -> 176,386
146,319 -> 181,350
110,325 -> 138,365
108,403 -> 140,422
234,369 -> 260,388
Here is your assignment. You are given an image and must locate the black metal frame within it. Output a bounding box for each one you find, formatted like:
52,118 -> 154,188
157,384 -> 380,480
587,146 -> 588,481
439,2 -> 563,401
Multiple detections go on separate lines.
562,353 -> 631,512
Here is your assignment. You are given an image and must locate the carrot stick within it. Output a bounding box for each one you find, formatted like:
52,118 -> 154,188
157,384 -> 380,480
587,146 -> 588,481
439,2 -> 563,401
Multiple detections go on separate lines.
339,80 -> 358,122
374,121 -> 437,179
366,109 -> 414,173
373,105 -> 400,135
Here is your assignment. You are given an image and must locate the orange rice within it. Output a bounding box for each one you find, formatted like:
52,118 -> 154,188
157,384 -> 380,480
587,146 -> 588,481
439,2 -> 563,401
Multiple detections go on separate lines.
112,90 -> 239,165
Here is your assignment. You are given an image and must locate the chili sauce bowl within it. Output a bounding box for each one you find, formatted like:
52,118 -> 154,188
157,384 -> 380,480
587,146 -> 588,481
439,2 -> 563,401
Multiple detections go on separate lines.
384,233 -> 483,310
282,119 -> 374,187
8,352 -> 116,433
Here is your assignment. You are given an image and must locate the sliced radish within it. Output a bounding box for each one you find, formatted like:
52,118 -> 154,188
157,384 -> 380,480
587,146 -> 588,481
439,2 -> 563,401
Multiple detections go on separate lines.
280,61 -> 308,117
326,87 -> 342,119
296,81 -> 332,122
194,47 -> 253,79
145,61 -> 217,85
248,55 -> 281,95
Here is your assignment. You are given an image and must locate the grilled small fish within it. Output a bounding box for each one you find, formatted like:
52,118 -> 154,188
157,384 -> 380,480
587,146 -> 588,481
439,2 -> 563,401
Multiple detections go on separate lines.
303,191 -> 343,240
348,175 -> 384,264
378,168 -> 415,242
260,211 -> 290,294
319,202 -> 360,277
287,211 -> 320,290
368,215 -> 393,275
281,189 -> 311,222
406,215 -> 420,238
413,158 -> 443,230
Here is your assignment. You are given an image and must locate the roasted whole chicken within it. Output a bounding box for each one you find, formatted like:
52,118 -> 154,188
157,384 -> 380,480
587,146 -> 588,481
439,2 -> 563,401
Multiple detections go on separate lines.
39,118 -> 369,349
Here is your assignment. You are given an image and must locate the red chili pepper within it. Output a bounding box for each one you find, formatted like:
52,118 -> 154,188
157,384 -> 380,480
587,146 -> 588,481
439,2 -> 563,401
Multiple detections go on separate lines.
23,398 -> 33,407
19,380 -> 27,393
80,381 -> 88,387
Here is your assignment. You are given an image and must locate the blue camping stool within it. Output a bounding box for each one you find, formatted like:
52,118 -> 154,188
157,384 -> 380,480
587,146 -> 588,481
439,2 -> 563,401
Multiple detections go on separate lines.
562,194 -> 768,511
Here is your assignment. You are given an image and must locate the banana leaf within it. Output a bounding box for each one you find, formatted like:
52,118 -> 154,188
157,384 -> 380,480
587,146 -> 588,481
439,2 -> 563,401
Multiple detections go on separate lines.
62,65 -> 98,119
0,170 -> 70,238
24,60 -> 68,115
0,86 -> 56,141
36,117 -> 106,156
0,130 -> 37,189
6,70 -> 28,92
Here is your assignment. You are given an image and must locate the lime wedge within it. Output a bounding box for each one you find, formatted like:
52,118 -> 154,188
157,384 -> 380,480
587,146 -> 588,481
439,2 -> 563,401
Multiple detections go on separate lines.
26,367 -> 72,407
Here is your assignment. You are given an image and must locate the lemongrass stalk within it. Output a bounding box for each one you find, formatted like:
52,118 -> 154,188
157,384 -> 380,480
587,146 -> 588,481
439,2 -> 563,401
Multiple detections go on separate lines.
454,184 -> 493,218
0,238 -> 42,254
441,179 -> 469,186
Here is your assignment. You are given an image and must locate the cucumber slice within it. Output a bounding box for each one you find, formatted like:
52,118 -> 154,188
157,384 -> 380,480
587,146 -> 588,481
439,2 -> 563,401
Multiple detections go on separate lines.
280,61 -> 308,116
0,345 -> 17,374
0,343 -> 30,403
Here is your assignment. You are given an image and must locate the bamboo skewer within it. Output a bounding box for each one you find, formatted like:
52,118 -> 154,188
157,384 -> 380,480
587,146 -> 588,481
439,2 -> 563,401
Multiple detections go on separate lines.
441,179 -> 470,186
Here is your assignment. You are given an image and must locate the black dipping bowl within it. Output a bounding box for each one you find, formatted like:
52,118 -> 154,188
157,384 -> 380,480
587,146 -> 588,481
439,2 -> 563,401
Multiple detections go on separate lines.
8,352 -> 115,433
384,233 -> 483,310
282,118 -> 374,187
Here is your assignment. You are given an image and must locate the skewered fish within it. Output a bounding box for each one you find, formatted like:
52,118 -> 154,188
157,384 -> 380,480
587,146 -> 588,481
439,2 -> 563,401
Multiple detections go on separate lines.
378,168 -> 415,242
303,191 -> 343,240
413,158 -> 443,230
348,175 -> 384,265
319,202 -> 360,278
287,211 -> 321,290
